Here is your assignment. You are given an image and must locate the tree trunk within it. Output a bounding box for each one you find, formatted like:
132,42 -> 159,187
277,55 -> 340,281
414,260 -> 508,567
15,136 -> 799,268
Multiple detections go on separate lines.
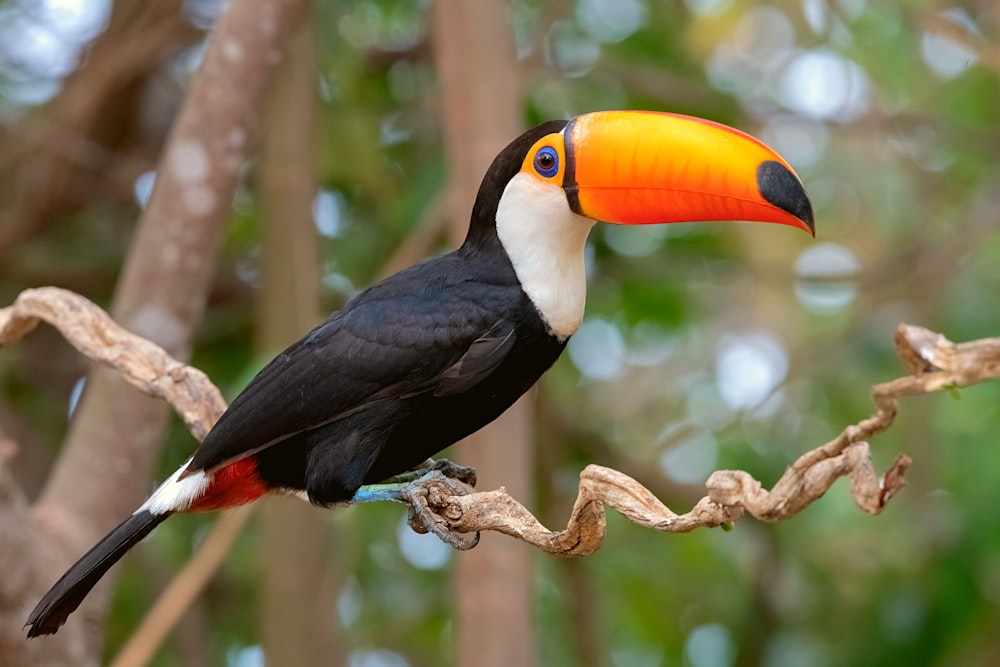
256,13 -> 345,667
430,2 -> 536,666
0,2 -> 310,664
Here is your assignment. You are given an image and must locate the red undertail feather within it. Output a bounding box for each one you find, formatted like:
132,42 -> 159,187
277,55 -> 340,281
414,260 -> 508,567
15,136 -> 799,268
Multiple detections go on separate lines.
188,458 -> 268,512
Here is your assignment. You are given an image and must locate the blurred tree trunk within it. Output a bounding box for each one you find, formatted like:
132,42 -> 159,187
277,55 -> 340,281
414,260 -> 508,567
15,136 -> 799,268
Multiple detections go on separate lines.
0,2 -> 309,665
430,3 -> 536,666
256,12 -> 345,667
0,0 -> 197,518
536,398 -> 604,667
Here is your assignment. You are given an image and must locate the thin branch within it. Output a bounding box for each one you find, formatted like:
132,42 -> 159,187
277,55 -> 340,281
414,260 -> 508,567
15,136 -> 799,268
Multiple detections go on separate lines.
0,287 -> 225,441
0,0 -> 199,256
108,507 -> 254,667
375,192 -> 448,281
919,12 -> 1000,76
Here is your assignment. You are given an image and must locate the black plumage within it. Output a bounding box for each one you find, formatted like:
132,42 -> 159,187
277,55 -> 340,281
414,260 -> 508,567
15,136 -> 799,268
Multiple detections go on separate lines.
194,253 -> 565,503
185,120 -> 572,504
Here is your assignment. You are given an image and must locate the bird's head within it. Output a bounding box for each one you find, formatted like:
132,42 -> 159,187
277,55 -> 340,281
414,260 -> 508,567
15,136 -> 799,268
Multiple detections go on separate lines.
463,110 -> 815,338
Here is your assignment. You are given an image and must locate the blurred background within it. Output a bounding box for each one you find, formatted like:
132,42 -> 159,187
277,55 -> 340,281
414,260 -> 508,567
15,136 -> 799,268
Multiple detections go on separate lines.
1,0 -> 998,666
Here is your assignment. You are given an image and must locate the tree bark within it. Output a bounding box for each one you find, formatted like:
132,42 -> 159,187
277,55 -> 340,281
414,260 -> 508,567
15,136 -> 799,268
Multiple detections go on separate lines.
255,13 -> 345,667
430,2 -> 536,666
0,2 -> 310,665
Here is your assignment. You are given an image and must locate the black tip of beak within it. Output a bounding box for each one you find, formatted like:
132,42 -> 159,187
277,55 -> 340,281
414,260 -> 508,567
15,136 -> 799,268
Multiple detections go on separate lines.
757,161 -> 815,235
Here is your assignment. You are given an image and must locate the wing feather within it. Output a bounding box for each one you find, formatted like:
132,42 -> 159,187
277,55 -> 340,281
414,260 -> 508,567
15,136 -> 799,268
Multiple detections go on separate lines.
186,260 -> 519,475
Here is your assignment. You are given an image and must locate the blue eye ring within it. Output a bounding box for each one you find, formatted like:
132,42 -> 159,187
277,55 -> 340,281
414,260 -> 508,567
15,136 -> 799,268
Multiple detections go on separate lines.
533,146 -> 559,178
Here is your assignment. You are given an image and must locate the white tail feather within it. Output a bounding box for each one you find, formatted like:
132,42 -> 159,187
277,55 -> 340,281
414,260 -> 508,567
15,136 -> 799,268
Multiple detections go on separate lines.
136,458 -> 211,515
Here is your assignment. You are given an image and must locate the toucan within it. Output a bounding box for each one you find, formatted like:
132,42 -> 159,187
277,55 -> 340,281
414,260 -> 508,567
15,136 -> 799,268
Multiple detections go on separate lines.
25,110 -> 813,637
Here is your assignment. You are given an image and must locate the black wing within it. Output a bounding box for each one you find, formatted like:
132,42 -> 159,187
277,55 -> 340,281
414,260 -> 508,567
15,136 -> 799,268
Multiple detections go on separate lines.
187,259 -> 517,474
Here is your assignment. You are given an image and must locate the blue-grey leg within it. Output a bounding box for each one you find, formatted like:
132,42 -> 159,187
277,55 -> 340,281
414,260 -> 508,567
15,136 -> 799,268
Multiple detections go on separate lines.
347,470 -> 480,550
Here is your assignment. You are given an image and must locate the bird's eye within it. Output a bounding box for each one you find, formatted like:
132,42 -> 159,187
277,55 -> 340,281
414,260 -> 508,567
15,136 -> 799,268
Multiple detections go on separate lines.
533,146 -> 559,178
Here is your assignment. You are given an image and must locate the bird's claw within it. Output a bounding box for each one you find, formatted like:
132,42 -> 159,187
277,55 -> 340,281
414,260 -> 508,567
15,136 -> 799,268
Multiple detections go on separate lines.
420,458 -> 477,488
381,458 -> 478,488
399,470 -> 480,551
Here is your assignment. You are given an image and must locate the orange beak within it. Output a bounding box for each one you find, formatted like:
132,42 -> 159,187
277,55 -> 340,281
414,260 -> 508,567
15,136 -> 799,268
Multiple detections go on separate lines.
563,111 -> 814,235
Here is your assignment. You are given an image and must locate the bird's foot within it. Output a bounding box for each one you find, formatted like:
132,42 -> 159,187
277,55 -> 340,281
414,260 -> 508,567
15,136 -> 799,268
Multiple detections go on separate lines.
348,469 -> 480,551
381,457 -> 478,488
416,457 -> 478,487
400,470 -> 480,550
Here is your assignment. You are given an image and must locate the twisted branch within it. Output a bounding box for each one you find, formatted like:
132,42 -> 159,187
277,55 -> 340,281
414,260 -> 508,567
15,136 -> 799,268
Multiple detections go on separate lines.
4,287 -> 998,551
3,286 -> 1000,645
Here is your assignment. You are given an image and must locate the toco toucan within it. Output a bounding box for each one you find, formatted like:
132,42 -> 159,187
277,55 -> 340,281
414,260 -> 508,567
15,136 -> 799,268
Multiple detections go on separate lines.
26,110 -> 813,637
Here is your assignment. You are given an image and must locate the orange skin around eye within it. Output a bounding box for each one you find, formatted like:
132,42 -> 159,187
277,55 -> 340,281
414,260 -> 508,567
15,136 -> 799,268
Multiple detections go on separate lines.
520,134 -> 568,184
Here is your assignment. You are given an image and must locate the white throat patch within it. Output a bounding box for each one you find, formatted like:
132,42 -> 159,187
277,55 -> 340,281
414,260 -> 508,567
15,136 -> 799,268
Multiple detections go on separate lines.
495,172 -> 596,340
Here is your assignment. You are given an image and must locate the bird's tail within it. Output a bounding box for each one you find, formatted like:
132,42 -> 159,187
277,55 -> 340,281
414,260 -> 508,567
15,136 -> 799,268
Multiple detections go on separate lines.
25,509 -> 170,638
